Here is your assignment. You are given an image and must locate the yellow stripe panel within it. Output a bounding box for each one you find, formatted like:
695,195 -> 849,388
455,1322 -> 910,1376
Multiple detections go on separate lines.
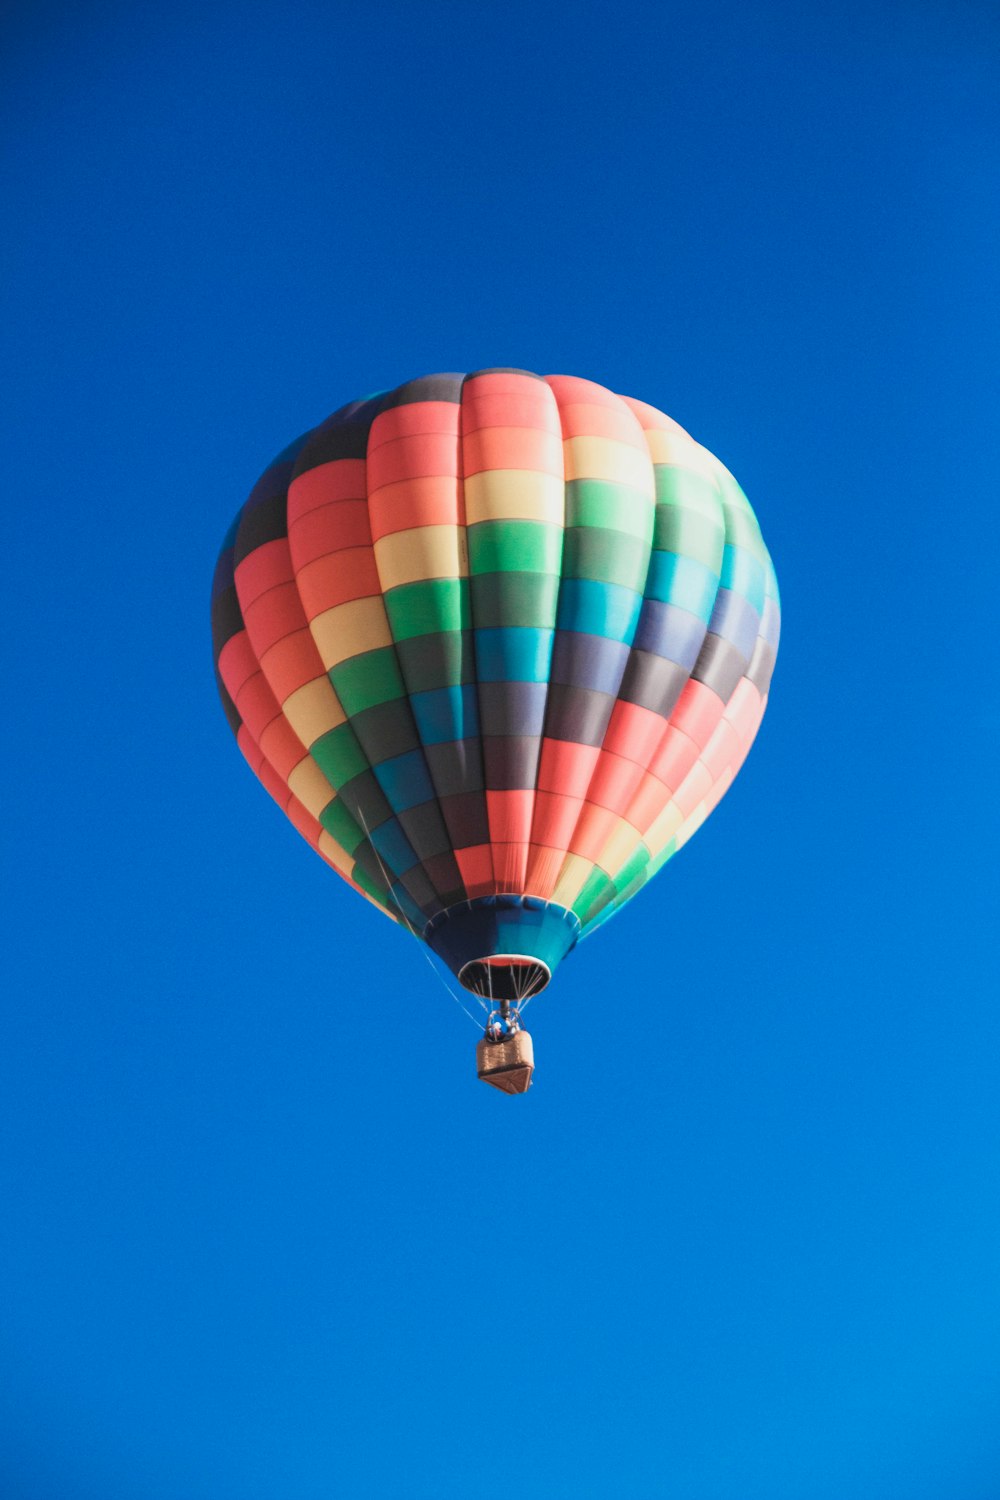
464,469 -> 565,526
599,819 -> 644,880
550,853 -> 595,907
310,596 -> 392,667
287,756 -> 336,818
374,525 -> 467,589
563,435 -> 654,492
644,429 -> 718,477
318,829 -> 362,881
282,676 -> 346,746
643,800 -> 684,860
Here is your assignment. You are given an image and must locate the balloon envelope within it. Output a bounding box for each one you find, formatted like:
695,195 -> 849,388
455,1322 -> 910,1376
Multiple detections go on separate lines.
211,371 -> 779,997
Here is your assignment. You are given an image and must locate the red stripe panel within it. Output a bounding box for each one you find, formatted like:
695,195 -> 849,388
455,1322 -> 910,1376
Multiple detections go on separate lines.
288,500 -> 373,567
259,630 -> 327,704
296,548 -> 381,620
367,431 -> 461,491
234,539 -> 293,608
369,475 -> 464,539
368,401 -> 460,450
288,460 -> 367,517
242,580 -> 307,656
218,631 -> 260,700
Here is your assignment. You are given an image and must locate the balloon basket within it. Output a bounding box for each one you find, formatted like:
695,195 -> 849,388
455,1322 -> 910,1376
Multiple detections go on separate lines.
476,1028 -> 534,1094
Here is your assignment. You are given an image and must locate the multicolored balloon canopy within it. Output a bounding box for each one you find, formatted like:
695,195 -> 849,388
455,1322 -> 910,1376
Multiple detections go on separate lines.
212,371 -> 780,1000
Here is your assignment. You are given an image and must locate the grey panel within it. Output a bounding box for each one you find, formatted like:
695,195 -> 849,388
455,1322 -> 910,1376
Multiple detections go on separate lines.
618,652 -> 689,717
632,600 -> 705,670
746,637 -> 777,695
398,863 -> 441,915
424,739 -> 484,797
336,770 -> 392,830
420,852 -> 467,907
691,633 -> 749,702
234,491 -> 287,561
483,735 -> 542,789
350,698 -> 421,763
707,588 -> 760,661
550,632 -> 628,694
470,571 -> 560,629
542,684 -> 615,747
211,583 -> 244,657
382,374 -> 464,407
396,632 -> 476,692
478,680 -> 548,737
563,527 -> 648,589
398,799 -> 455,861
439,791 -> 491,847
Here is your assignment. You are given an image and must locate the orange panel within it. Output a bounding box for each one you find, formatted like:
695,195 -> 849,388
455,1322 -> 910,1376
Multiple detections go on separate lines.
367,430 -> 462,491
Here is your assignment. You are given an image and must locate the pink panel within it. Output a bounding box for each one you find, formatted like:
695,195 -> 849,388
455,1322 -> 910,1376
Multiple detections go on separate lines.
670,680 -> 726,750
602,700 -> 665,765
536,739 -> 601,797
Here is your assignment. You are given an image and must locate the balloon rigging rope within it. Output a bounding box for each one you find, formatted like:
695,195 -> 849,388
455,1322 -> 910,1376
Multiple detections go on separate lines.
356,807 -> 485,1030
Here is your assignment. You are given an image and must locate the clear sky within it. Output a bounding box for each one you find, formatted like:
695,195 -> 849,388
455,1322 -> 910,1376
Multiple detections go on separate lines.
3,3 -> 998,1497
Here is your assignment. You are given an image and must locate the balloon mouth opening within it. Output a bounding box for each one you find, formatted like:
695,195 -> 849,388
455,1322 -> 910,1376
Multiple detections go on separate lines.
458,955 -> 551,1001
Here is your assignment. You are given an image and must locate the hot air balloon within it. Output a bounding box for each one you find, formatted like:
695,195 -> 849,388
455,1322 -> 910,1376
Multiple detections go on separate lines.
211,371 -> 779,1090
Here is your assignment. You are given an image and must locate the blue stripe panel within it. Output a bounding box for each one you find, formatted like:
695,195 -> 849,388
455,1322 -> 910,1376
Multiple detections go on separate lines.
632,600 -> 706,670
409,684 -> 480,745
373,750 -> 437,812
645,552 -> 719,621
475,627 -> 554,682
760,596 -> 781,649
550,632 -> 628,694
720,545 -> 766,613
555,578 -> 643,641
707,588 -> 761,659
369,815 -> 421,872
424,894 -> 581,979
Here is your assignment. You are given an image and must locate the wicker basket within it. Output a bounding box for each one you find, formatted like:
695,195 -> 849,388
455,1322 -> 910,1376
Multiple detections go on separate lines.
476,1029 -> 534,1094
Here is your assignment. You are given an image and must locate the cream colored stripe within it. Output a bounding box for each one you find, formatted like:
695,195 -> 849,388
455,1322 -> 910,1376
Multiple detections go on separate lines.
644,429 -> 718,477
318,829 -> 361,881
599,819 -> 644,880
310,596 -> 392,667
287,757 -> 336,818
374,525 -> 467,589
464,469 -> 564,525
643,800 -> 684,859
563,435 -> 654,492
550,853 -> 594,907
282,676 -> 346,745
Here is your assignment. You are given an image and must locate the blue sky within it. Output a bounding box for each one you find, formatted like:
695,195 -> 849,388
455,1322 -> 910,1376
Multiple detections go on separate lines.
3,3 -> 999,1496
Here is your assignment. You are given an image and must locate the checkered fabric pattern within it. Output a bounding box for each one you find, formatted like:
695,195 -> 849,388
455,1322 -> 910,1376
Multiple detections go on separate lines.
211,371 -> 780,990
